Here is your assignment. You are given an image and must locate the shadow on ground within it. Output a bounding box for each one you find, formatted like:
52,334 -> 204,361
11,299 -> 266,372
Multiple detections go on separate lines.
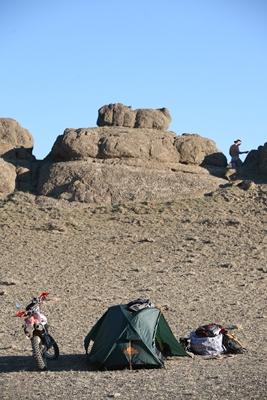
0,354 -> 89,373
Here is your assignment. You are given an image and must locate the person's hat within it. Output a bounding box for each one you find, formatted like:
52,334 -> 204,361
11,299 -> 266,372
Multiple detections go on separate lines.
234,139 -> 241,143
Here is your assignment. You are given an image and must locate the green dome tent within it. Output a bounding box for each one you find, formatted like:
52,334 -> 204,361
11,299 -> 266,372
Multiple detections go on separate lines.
84,304 -> 187,369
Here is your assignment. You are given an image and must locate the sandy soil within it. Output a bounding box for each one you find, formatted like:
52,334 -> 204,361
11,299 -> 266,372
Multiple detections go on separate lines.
0,185 -> 266,399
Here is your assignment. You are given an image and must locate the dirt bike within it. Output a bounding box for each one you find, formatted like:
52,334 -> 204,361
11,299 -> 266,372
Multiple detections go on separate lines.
15,291 -> 59,370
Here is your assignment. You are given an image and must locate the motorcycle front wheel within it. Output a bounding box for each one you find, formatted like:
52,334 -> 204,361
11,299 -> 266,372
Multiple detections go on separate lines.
31,334 -> 59,370
31,335 -> 47,370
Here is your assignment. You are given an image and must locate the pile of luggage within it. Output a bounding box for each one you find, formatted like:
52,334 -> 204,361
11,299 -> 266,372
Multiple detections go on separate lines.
181,323 -> 246,357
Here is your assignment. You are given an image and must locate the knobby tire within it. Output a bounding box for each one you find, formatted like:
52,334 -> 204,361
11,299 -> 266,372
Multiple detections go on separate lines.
31,335 -> 47,371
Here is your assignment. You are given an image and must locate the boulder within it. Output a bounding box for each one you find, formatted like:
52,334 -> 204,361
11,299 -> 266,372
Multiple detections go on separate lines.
134,108 -> 171,130
202,152 -> 227,167
243,143 -> 267,175
175,133 -> 225,166
97,103 -> 136,128
0,158 -> 16,198
98,128 -> 179,163
48,128 -> 101,161
258,143 -> 267,174
0,118 -> 34,160
37,159 -> 225,205
243,150 -> 259,171
97,103 -> 171,130
47,127 -> 180,164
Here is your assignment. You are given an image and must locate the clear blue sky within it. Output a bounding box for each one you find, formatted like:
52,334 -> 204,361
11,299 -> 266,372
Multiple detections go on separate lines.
1,0 -> 266,160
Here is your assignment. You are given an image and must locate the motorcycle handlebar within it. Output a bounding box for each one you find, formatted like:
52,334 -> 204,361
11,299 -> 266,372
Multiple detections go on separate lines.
16,310 -> 26,317
37,291 -> 49,302
15,292 -> 49,316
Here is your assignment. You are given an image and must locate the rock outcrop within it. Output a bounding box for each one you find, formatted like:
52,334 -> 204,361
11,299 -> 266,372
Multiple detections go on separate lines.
47,127 -> 180,163
39,124 -> 227,204
3,110 -> 255,205
0,119 -> 36,193
97,103 -> 171,131
243,142 -> 267,176
0,118 -> 34,160
175,133 -> 227,167
37,159 -> 224,204
0,159 -> 16,198
258,143 -> 267,174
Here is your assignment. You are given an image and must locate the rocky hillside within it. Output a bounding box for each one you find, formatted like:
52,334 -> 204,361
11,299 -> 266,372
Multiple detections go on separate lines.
1,106 -> 266,204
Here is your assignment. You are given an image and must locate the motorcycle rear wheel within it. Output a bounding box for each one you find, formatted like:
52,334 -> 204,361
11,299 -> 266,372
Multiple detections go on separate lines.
44,334 -> 59,360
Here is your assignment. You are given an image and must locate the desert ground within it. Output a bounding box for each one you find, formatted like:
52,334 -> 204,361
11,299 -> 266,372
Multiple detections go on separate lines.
0,184 -> 266,399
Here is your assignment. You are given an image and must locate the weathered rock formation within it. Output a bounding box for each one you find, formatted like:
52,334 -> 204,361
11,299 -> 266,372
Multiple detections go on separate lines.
97,103 -> 171,131
243,142 -> 267,176
39,125 -> 227,204
0,118 -> 36,193
6,109 -> 265,206
0,159 -> 16,198
47,127 -> 180,163
37,159 -> 224,204
47,127 -> 227,167
0,118 -> 34,160
175,133 -> 227,167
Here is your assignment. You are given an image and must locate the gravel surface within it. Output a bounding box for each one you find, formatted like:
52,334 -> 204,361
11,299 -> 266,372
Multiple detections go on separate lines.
0,186 -> 266,399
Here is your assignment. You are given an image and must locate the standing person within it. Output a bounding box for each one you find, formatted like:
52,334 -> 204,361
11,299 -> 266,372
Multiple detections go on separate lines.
229,139 -> 249,169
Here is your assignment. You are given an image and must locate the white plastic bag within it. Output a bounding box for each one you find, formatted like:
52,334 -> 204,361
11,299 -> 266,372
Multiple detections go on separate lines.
189,332 -> 225,355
